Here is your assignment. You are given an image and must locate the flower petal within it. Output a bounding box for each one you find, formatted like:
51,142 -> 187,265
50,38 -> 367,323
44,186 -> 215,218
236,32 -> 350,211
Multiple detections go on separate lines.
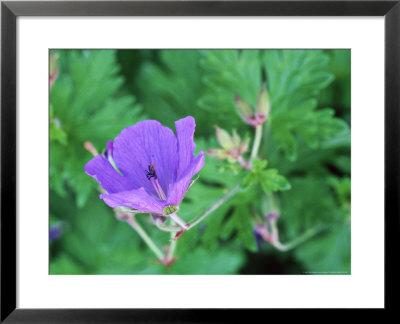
84,155 -> 135,194
167,151 -> 205,206
112,120 -> 178,196
175,116 -> 197,178
100,188 -> 165,214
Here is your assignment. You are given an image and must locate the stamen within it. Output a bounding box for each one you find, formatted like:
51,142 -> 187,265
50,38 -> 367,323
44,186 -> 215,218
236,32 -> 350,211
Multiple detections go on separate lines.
150,178 -> 167,200
146,163 -> 167,200
145,163 -> 157,180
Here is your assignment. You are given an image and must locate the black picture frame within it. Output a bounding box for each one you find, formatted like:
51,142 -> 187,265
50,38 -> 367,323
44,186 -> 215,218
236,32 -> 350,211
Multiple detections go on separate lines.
1,0 -> 399,322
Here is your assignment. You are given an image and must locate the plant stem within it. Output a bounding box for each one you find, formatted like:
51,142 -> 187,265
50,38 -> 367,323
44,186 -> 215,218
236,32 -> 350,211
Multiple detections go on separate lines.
169,212 -> 188,230
125,215 -> 165,260
250,125 -> 263,163
237,156 -> 252,170
167,233 -> 177,261
188,184 -> 241,229
154,219 -> 181,233
271,226 -> 324,252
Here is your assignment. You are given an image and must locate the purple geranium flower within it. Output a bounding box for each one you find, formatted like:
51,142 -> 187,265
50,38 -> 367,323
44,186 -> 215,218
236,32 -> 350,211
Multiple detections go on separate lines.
49,223 -> 63,242
84,116 -> 205,226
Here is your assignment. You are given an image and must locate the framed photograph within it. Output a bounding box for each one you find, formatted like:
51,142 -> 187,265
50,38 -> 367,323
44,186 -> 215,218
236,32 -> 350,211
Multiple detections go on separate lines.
1,0 -> 398,321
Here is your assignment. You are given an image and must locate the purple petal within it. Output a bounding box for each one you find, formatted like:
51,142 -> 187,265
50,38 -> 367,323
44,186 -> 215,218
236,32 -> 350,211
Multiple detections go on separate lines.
112,120 -> 178,197
175,116 -> 197,178
253,228 -> 264,251
100,188 -> 165,214
84,155 -> 135,194
167,151 -> 205,206
50,224 -> 63,242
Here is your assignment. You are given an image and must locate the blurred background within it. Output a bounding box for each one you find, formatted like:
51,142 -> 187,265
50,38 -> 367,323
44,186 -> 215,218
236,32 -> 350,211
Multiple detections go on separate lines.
50,49 -> 351,274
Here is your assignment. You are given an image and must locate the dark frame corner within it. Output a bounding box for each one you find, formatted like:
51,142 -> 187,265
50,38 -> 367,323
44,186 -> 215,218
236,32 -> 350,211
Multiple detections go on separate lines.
1,1 -> 399,322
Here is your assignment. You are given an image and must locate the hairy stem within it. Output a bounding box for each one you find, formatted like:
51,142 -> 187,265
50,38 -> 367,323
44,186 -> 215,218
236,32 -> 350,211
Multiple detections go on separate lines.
154,219 -> 181,233
237,156 -> 252,170
125,215 -> 165,260
169,212 -> 188,230
188,184 -> 241,229
250,125 -> 263,163
271,226 -> 324,252
167,233 -> 177,261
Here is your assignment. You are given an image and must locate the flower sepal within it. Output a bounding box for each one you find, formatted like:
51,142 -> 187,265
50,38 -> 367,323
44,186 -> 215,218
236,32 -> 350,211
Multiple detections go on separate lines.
207,127 -> 250,169
163,205 -> 178,216
234,83 -> 271,127
50,52 -> 59,88
253,211 -> 280,245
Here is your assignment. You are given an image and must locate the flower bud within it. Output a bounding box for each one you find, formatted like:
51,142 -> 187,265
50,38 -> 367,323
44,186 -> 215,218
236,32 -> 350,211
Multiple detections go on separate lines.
215,126 -> 233,150
239,137 -> 250,154
232,130 -> 241,148
151,214 -> 167,226
50,223 -> 64,243
232,84 -> 272,127
255,83 -> 271,121
234,95 -> 253,124
84,141 -> 99,157
49,52 -> 59,88
208,127 -> 250,168
255,224 -> 273,243
205,149 -> 228,161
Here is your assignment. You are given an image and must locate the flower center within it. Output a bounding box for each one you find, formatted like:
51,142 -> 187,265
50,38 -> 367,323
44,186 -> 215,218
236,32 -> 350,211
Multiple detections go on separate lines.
145,163 -> 157,180
146,163 -> 167,200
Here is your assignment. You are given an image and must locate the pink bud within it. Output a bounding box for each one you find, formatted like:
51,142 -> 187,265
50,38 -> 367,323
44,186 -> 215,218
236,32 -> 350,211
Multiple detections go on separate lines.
255,83 -> 271,121
49,52 -> 59,88
234,95 -> 254,125
233,85 -> 271,127
215,126 -> 233,151
208,127 -> 250,169
84,141 -> 99,157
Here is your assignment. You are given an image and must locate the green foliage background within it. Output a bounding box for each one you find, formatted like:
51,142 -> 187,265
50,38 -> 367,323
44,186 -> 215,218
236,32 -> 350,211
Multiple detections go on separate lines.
50,49 -> 351,274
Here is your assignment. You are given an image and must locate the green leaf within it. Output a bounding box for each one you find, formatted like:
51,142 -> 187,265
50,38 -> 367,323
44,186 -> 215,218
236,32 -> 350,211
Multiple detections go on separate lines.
50,254 -> 86,275
169,247 -> 245,274
50,123 -> 68,145
329,176 -> 351,214
294,222 -> 351,274
178,145 -> 244,250
279,176 -> 347,240
318,50 -> 351,112
199,50 -> 263,131
231,204 -> 257,251
50,105 -> 68,145
242,158 -> 290,194
252,158 -> 268,172
135,50 -> 213,135
263,50 -> 348,160
50,50 -> 144,207
259,169 -> 291,194
242,158 -> 267,188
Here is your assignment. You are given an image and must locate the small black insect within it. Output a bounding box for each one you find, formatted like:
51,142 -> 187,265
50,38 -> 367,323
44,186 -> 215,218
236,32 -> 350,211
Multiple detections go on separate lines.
145,163 -> 157,180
